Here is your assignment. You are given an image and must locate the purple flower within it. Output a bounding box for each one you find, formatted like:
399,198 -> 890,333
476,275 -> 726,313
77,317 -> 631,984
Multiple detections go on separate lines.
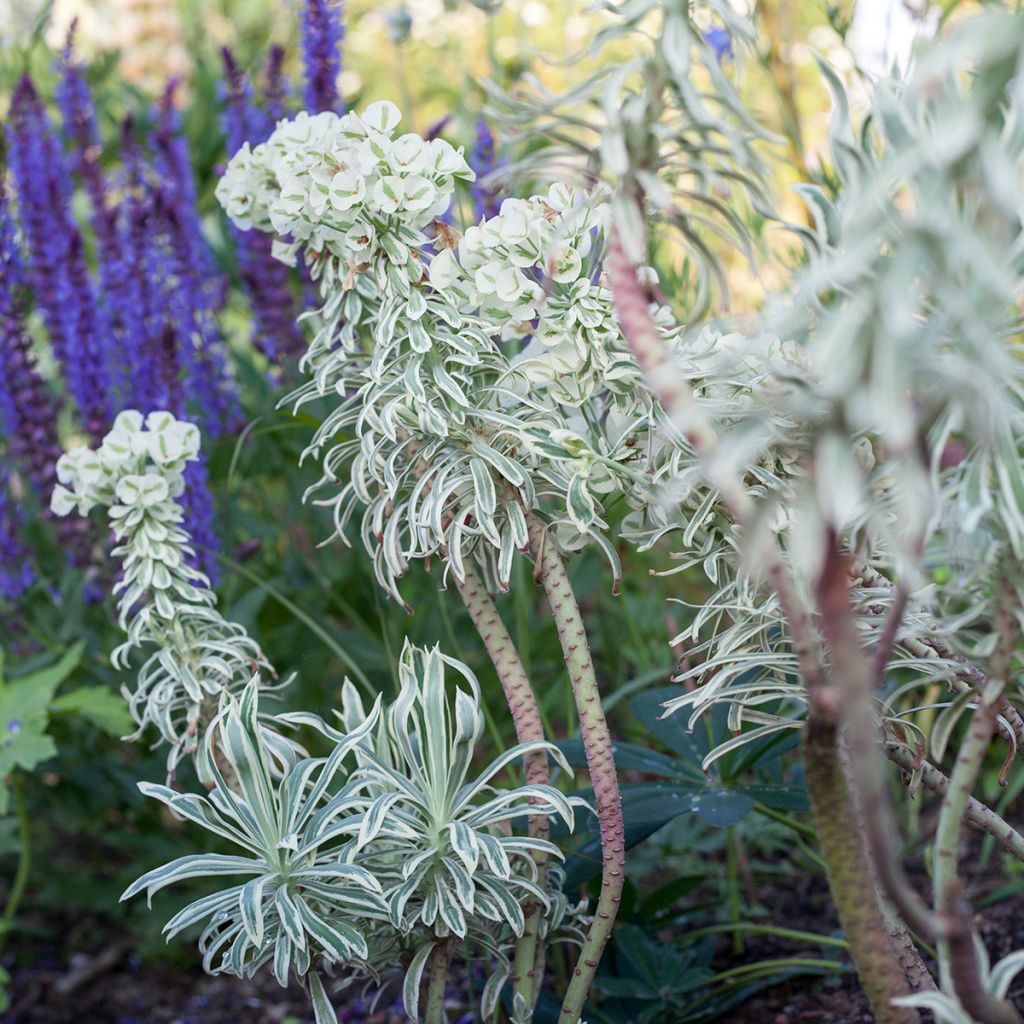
263,45 -> 291,123
301,0 -> 344,114
56,22 -> 117,254
181,455 -> 220,585
0,470 -> 34,604
219,49 -> 305,372
471,115 -> 502,222
425,114 -> 452,142
704,26 -> 733,63
151,85 -> 240,436
6,75 -> 113,442
0,185 -> 93,563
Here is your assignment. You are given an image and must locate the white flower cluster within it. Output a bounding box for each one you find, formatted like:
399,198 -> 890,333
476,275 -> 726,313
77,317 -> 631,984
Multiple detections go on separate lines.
215,102 -> 681,598
429,184 -> 673,404
430,184 -> 605,327
51,411 -> 276,772
52,411 -> 200,523
216,101 -> 475,271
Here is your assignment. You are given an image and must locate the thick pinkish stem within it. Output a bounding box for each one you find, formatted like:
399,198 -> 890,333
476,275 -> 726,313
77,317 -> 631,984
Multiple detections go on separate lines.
453,560 -> 549,1008
524,510 -> 624,1023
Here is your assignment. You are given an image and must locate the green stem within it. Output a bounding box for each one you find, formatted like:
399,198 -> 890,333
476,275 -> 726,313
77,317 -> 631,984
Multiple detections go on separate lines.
524,511 -> 624,1024
684,922 -> 849,950
453,561 -> 549,1010
0,774 -> 30,952
804,722 -> 918,1024
931,572 -> 1020,1024
726,831 -> 743,955
934,695 -> 1020,1023
424,940 -> 453,1024
708,956 -> 850,985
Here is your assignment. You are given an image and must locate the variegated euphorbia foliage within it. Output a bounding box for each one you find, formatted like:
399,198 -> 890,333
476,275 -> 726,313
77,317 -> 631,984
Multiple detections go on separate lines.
216,98 -> 684,1022
50,410 -> 285,774
50,413 -> 581,1024
121,644 -> 580,1024
216,100 -> 680,604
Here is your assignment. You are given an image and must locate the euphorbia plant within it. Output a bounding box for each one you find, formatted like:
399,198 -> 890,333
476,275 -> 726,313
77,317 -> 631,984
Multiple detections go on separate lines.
215,98 -> 682,1021
566,5 -> 1024,1023
51,411 -> 580,1024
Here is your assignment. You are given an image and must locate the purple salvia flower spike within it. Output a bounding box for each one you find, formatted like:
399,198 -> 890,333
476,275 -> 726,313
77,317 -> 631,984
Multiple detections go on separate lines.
263,44 -> 290,124
219,48 -> 304,372
0,185 -> 92,563
7,75 -> 113,440
301,0 -> 344,114
152,84 -> 240,436
0,467 -> 35,604
471,115 -> 502,222
181,455 -> 220,585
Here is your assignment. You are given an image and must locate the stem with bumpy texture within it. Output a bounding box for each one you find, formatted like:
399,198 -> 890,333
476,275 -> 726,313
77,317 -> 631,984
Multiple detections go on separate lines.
934,694 -> 1020,1024
452,560 -> 549,1009
931,573 -> 1021,1024
884,741 -> 1024,862
804,719 -> 919,1024
424,940 -> 453,1024
609,225 -> 917,1021
524,510 -> 624,1023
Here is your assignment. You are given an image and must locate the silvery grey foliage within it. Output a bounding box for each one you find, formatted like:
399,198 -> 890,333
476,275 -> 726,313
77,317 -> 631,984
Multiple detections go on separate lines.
629,14 -> 1024,764
482,0 -> 774,316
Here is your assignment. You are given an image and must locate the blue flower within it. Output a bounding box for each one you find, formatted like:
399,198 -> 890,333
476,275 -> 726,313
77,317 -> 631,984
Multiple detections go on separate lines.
471,115 -> 503,222
219,48 -> 304,372
705,25 -> 733,64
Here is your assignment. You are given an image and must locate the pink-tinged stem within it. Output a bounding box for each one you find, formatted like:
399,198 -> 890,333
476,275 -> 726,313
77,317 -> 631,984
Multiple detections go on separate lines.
453,560 -> 549,1008
524,510 -> 624,1023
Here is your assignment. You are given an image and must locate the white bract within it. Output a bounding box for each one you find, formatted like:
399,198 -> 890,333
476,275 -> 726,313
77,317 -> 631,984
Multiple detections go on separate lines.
215,102 -> 475,273
51,411 -> 281,772
217,105 -> 683,603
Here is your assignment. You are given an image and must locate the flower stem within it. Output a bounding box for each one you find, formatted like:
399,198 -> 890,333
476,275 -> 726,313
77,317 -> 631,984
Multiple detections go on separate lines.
524,511 -> 624,1023
804,719 -> 919,1023
0,774 -> 30,953
424,940 -> 453,1024
453,560 -> 549,1009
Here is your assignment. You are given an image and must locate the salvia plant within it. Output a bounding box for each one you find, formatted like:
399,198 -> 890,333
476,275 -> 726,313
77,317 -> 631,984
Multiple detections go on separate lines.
12,0 -> 1024,1022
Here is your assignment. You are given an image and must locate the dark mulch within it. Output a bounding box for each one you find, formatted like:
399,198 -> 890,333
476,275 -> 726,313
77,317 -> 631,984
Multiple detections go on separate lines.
714,835 -> 1024,1023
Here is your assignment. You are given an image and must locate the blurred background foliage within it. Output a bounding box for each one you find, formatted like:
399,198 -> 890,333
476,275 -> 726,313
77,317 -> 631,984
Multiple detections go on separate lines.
0,2 -> 1016,1021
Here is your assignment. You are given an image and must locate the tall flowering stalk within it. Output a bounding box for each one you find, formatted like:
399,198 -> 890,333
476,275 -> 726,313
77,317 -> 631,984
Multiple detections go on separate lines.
0,184 -> 92,563
219,48 -> 305,371
0,468 -> 34,604
6,76 -> 113,442
152,85 -> 238,438
50,411 -> 267,771
215,100 -> 672,1018
470,116 -> 501,222
301,0 -> 344,114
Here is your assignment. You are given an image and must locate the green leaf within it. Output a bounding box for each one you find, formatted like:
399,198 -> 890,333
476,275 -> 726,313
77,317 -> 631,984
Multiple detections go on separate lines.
4,643 -> 84,698
50,687 -> 132,736
307,971 -> 336,1024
